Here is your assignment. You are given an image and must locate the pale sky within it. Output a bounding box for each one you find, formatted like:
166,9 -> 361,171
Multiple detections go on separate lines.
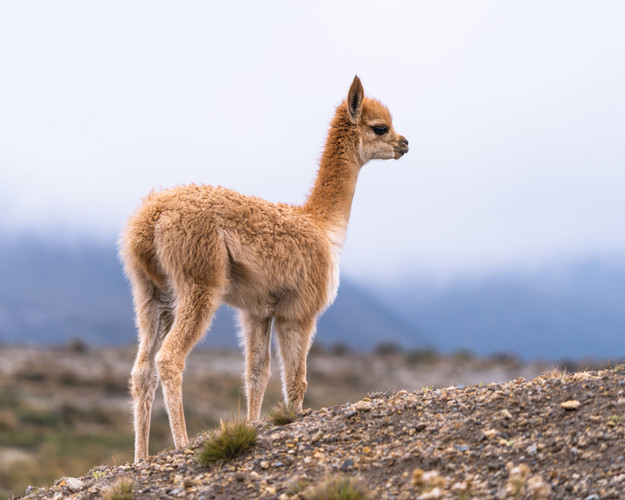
1,1 -> 624,280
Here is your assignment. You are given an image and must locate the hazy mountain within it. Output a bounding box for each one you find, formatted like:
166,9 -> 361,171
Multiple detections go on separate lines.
0,237 -> 423,350
2,236 -> 623,360
373,258 -> 625,360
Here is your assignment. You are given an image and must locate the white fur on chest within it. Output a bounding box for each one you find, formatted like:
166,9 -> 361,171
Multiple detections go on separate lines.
324,225 -> 346,308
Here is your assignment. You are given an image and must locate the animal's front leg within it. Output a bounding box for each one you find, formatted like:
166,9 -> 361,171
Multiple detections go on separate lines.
274,317 -> 316,413
240,311 -> 273,421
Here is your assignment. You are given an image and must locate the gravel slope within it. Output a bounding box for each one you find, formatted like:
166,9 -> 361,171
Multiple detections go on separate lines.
24,365 -> 625,499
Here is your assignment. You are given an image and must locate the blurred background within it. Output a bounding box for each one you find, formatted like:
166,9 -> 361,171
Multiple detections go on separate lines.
1,1 -> 624,497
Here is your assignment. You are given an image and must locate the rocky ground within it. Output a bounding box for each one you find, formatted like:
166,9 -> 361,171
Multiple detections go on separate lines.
22,364 -> 625,499
1,342 -> 565,498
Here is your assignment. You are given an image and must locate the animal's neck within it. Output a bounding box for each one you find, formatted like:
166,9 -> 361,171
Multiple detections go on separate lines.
304,108 -> 363,240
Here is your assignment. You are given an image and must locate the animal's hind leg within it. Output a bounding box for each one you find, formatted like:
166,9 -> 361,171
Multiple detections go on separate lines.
273,317 -> 316,413
240,311 -> 272,421
156,286 -> 219,449
129,273 -> 175,462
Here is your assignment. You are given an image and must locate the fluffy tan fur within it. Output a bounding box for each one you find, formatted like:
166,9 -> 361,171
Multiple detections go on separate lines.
120,77 -> 408,462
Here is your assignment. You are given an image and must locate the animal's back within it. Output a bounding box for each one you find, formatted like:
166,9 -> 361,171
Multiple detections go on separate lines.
120,184 -> 332,307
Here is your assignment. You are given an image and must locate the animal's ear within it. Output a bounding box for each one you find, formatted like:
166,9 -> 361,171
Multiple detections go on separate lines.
347,76 -> 364,124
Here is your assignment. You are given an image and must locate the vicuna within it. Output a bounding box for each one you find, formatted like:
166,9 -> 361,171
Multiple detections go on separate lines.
120,76 -> 409,462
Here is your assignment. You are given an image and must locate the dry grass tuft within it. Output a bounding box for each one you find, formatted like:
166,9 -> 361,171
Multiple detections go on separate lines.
102,477 -> 133,500
539,367 -> 568,380
197,419 -> 257,465
268,402 -> 298,426
302,474 -> 372,500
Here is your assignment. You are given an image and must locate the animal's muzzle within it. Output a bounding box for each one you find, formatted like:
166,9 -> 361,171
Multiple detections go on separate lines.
395,136 -> 409,156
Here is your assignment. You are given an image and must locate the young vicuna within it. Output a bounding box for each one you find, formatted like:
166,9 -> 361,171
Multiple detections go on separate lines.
120,76 -> 408,462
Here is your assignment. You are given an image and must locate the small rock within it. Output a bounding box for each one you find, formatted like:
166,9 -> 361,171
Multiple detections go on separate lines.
450,481 -> 469,494
501,409 -> 513,419
355,400 -> 372,411
340,458 -> 354,470
419,486 -> 444,499
561,400 -> 581,410
260,460 -> 270,469
64,477 -> 84,492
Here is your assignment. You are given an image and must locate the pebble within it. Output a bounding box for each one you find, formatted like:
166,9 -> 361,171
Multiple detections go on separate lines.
340,458 -> 354,470
355,400 -> 372,412
419,486 -> 444,499
63,478 -> 83,492
561,400 -> 581,410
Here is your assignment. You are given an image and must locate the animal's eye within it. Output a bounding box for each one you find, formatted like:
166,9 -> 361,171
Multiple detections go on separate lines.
372,125 -> 388,136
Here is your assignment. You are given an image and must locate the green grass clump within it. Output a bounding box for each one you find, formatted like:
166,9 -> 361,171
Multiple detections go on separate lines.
198,419 -> 258,465
302,474 -> 372,500
102,477 -> 133,500
268,402 -> 298,426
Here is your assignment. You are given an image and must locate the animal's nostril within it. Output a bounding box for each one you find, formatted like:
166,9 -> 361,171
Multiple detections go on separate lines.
399,137 -> 408,146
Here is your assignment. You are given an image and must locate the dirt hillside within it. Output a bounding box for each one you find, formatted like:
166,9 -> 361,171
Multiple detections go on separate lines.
23,365 -> 625,499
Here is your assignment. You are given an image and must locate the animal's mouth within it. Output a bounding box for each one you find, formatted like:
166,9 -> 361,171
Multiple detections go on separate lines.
394,145 -> 409,159
394,137 -> 409,159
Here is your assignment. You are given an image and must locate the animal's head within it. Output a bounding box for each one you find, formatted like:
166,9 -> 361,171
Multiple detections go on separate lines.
346,76 -> 409,163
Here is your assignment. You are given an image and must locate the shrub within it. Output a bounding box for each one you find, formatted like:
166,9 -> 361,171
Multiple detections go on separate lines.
373,342 -> 402,356
405,347 -> 439,365
198,420 -> 257,465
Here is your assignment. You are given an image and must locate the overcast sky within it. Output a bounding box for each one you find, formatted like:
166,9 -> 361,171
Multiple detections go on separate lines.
1,1 -> 624,281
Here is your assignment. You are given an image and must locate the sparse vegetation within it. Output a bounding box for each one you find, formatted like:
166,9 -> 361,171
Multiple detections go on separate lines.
197,420 -> 257,465
405,347 -> 439,364
102,477 -> 133,500
268,402 -> 298,426
302,474 -> 372,500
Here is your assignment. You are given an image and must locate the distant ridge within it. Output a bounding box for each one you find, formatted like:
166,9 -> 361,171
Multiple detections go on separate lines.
2,235 -> 624,360
377,258 -> 625,360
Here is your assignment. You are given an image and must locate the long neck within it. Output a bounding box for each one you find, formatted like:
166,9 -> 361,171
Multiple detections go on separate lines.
304,107 -> 363,235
